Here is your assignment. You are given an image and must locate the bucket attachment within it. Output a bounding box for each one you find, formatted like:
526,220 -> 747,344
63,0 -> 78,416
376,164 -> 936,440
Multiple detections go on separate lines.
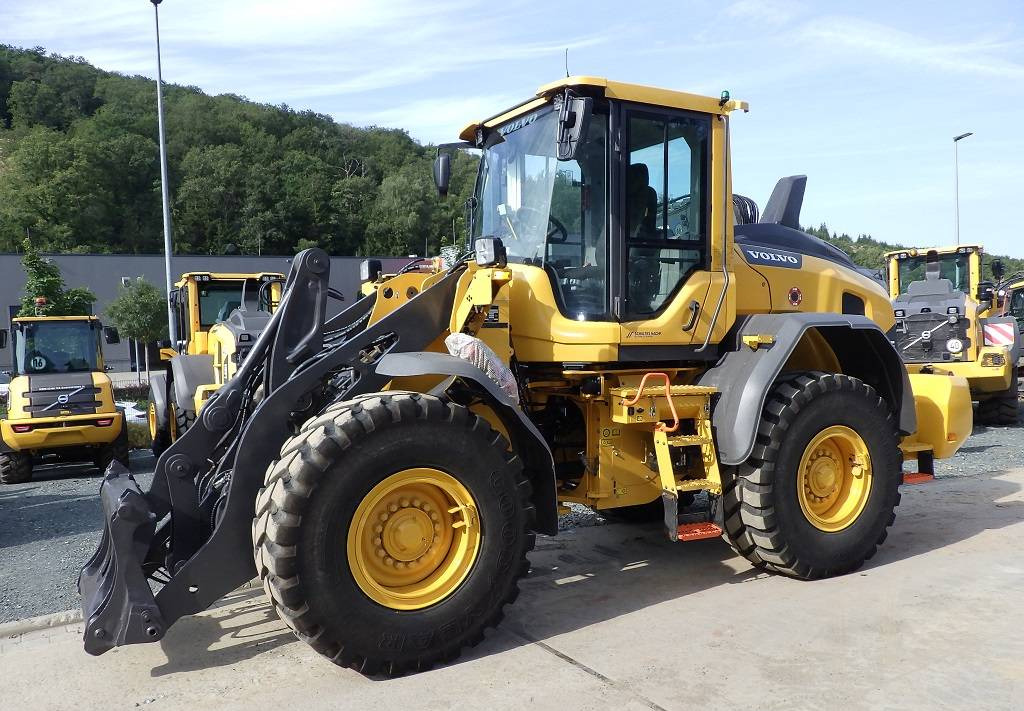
78,461 -> 165,656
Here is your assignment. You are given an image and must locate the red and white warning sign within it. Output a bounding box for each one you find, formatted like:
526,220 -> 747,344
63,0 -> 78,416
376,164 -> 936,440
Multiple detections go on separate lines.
983,322 -> 1016,346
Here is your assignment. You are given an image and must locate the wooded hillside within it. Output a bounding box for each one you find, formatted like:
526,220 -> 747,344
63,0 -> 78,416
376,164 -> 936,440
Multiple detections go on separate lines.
0,46 -> 476,257
2,46 -> 1021,278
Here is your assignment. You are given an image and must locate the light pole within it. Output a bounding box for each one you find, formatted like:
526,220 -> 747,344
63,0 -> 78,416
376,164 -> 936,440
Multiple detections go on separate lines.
151,0 -> 177,344
953,131 -> 973,246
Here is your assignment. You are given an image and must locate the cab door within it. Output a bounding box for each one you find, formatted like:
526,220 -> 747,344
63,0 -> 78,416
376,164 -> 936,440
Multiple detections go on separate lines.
616,106 -> 729,355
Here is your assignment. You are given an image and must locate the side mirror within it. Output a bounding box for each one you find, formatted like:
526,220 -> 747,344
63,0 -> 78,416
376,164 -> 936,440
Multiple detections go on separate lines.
992,259 -> 1005,282
0,329 -> 7,349
103,326 -> 120,344
556,93 -> 593,161
433,152 -> 452,197
977,281 -> 995,303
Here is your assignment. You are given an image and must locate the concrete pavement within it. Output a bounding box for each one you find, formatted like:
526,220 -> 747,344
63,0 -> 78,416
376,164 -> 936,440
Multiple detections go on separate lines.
3,469 -> 1024,711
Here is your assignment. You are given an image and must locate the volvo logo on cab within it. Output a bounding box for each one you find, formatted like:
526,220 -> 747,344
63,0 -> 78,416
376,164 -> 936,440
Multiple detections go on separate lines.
742,247 -> 802,269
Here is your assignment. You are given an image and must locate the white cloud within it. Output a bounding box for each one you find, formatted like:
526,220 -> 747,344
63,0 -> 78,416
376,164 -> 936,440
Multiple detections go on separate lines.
798,16 -> 1024,80
725,0 -> 803,27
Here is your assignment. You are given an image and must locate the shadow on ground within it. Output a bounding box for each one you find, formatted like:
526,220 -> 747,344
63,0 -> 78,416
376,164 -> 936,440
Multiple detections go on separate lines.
141,470 -> 1024,679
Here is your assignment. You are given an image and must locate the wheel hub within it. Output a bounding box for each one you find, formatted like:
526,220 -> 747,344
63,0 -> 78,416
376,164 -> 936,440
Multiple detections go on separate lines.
379,501 -> 437,563
347,468 -> 481,610
797,426 -> 873,532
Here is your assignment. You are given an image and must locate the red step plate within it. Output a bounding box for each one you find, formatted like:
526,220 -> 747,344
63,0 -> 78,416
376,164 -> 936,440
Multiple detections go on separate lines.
677,522 -> 723,541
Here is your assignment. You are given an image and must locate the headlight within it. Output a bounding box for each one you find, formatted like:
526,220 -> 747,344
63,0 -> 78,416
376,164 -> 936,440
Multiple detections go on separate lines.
945,338 -> 963,354
474,237 -> 507,268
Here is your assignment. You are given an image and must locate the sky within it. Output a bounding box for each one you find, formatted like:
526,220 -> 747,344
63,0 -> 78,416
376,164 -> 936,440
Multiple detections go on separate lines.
3,0 -> 1024,257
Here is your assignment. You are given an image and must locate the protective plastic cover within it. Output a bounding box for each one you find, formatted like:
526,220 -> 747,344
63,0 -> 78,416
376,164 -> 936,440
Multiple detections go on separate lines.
444,333 -> 519,403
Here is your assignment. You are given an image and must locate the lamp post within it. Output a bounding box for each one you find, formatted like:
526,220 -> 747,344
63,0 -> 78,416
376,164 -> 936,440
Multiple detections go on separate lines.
151,0 -> 177,344
953,132 -> 973,246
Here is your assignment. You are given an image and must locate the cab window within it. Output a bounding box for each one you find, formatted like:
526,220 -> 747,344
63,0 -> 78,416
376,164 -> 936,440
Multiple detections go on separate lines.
624,111 -> 709,317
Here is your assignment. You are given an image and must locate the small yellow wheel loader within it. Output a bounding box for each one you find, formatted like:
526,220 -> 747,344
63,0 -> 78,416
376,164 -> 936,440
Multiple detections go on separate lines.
148,272 -> 283,456
886,245 -> 1020,425
80,77 -> 971,675
0,315 -> 127,484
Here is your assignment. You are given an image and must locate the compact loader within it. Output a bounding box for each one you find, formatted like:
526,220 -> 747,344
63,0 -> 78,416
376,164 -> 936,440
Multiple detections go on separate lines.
148,271 -> 283,455
0,314 -> 127,484
885,245 -> 1020,425
80,77 -> 971,675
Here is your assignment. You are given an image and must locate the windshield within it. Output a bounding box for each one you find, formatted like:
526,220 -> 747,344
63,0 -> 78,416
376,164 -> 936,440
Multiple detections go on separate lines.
14,320 -> 100,374
198,280 -> 260,327
897,253 -> 970,293
473,106 -> 609,320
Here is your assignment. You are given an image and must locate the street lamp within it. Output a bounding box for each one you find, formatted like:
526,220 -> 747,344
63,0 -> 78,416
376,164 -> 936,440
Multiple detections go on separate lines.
953,131 -> 973,246
151,0 -> 177,344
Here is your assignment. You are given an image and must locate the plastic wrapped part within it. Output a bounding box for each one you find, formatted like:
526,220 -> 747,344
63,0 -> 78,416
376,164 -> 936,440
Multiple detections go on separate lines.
444,333 -> 519,403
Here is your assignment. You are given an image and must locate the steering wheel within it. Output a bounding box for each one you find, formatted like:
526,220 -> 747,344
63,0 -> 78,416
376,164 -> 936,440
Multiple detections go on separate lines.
512,206 -> 569,243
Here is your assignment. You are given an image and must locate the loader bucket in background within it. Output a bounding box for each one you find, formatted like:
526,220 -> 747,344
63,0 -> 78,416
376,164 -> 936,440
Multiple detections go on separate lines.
78,461 -> 165,656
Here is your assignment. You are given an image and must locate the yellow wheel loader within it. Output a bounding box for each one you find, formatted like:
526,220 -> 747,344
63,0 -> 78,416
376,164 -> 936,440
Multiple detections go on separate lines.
80,77 -> 971,675
886,245 -> 1020,425
0,315 -> 127,484
148,272 -> 283,456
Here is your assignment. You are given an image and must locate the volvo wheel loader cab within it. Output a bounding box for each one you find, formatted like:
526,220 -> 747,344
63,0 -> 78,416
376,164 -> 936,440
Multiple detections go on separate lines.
148,272 -> 283,456
81,77 -> 971,676
886,245 -> 1020,424
0,315 -> 127,484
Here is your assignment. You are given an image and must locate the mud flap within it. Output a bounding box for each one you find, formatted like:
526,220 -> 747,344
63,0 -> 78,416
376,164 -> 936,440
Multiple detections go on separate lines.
78,461 -> 164,655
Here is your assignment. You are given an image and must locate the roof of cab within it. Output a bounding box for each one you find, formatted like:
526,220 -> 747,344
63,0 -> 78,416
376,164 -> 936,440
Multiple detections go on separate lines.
884,245 -> 985,259
458,76 -> 748,141
12,315 -> 99,322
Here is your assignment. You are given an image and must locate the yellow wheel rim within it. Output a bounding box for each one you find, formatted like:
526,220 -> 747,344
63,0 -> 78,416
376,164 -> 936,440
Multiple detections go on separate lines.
347,468 -> 481,610
797,426 -> 872,532
147,402 -> 158,440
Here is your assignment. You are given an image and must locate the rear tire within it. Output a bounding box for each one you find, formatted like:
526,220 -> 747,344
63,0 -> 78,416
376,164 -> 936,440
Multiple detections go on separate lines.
720,372 -> 901,579
253,392 -> 536,676
171,389 -> 196,437
94,422 -> 130,473
976,379 -> 1019,425
148,389 -> 171,458
0,452 -> 32,484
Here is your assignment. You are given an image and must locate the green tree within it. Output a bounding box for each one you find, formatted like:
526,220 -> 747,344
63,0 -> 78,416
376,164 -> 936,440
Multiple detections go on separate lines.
18,238 -> 96,316
105,278 -> 169,378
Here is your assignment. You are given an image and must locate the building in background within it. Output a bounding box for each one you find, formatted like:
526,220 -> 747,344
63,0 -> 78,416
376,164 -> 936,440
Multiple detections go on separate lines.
0,253 -> 412,373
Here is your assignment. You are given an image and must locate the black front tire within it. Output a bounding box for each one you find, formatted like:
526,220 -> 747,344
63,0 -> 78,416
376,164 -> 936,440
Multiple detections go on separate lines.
253,392 -> 536,676
976,379 -> 1020,425
0,452 -> 32,484
721,372 -> 902,580
94,422 -> 130,473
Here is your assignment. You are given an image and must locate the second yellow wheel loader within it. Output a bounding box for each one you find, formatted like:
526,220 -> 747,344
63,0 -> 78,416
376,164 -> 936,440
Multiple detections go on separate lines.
148,272 -> 283,455
80,77 -> 970,675
885,245 -> 1020,424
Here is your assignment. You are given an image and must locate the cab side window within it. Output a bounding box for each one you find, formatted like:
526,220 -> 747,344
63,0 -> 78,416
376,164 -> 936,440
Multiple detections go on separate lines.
625,111 -> 709,317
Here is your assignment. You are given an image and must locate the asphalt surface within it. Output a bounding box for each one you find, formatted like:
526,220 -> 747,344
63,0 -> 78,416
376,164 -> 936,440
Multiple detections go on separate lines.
1,403 -> 1021,623
5,466 -> 1024,711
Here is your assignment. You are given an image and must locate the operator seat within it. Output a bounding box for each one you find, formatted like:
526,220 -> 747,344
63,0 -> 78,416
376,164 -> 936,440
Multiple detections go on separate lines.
627,163 -> 661,313
216,300 -> 242,323
626,163 -> 658,239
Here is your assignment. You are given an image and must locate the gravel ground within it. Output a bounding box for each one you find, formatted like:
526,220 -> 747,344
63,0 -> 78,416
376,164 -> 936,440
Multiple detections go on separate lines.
0,451 -> 155,623
1,400 -> 1020,623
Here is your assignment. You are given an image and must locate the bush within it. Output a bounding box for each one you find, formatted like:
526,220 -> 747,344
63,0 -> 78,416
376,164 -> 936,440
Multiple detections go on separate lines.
126,422 -> 151,450
113,384 -> 149,402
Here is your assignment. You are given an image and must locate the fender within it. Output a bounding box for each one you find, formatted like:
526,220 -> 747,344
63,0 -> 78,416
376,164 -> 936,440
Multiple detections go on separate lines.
148,372 -> 169,431
376,351 -> 559,536
169,355 -> 215,413
698,313 -> 915,466
979,315 -> 1021,364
